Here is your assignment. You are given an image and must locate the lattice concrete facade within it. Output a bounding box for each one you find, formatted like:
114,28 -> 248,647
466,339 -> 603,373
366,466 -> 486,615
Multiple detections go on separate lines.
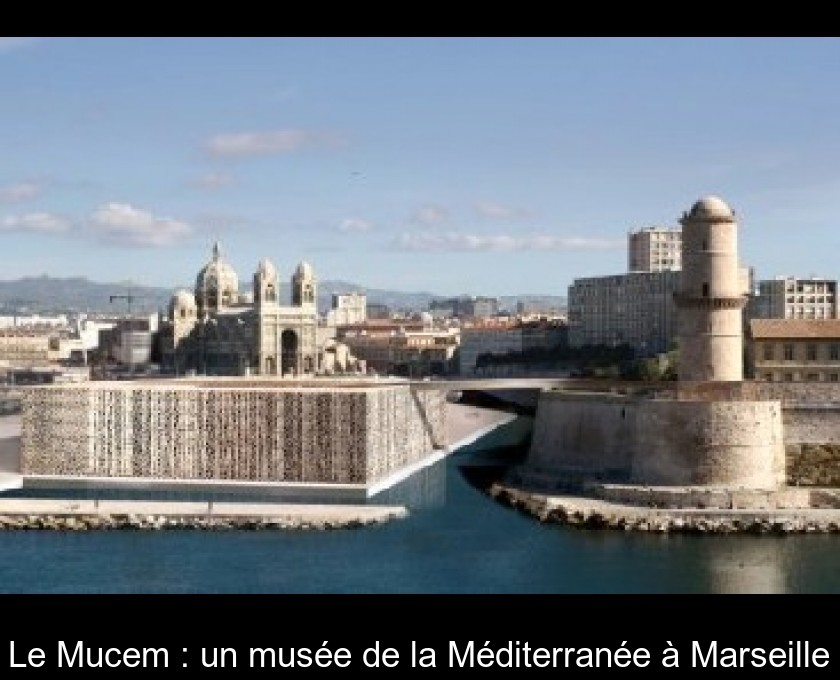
21,380 -> 446,485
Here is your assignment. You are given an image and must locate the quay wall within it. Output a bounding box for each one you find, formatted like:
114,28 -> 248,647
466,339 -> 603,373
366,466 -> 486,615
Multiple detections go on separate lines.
21,382 -> 446,485
527,392 -> 634,482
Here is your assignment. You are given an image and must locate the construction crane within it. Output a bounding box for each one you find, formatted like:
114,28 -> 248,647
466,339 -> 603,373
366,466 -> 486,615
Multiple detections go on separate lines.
109,291 -> 137,316
109,286 -> 146,377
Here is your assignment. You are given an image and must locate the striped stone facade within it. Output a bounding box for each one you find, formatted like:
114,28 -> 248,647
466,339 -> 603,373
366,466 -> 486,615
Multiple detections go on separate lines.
21,381 -> 446,485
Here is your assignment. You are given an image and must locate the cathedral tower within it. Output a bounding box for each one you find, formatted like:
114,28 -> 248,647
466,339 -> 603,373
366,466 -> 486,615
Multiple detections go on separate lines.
254,258 -> 279,306
292,261 -> 316,308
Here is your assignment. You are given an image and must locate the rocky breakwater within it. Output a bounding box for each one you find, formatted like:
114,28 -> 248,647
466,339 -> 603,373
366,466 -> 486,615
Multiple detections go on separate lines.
0,499 -> 407,531
488,483 -> 840,535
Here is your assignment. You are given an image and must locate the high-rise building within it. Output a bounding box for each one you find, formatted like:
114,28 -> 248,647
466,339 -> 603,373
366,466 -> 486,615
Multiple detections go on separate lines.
428,296 -> 499,319
628,226 -> 682,272
458,320 -> 567,375
567,271 -> 681,357
326,292 -> 367,326
749,276 -> 838,320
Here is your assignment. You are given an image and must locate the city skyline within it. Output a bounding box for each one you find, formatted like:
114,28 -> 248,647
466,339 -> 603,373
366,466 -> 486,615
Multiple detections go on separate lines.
2,37 -> 840,295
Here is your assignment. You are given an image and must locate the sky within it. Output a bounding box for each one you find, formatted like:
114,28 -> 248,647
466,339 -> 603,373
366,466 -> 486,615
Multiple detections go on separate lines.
2,36 -> 840,297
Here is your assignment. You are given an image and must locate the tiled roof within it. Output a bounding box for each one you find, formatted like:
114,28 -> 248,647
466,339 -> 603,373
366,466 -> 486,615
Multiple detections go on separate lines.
749,319 -> 840,340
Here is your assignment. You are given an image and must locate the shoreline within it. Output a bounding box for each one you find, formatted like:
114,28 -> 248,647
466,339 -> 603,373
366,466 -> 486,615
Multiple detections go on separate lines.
489,483 -> 840,534
0,498 -> 407,531
0,402 -> 518,531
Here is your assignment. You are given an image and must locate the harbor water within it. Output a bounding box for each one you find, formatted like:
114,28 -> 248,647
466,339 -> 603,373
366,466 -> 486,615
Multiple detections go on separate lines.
0,416 -> 838,594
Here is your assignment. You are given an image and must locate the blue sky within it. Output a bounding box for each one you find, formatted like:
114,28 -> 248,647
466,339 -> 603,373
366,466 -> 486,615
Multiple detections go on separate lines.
2,37 -> 840,296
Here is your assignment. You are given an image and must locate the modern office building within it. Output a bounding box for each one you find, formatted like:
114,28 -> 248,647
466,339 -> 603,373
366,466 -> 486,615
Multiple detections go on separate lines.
628,226 -> 682,273
749,276 -> 838,320
567,271 -> 681,356
428,296 -> 500,320
458,320 -> 567,375
326,292 -> 367,326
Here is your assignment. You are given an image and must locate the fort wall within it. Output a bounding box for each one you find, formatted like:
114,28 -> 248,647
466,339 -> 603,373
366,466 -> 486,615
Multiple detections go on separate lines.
525,390 -> 786,490
526,392 -> 634,482
632,399 -> 785,487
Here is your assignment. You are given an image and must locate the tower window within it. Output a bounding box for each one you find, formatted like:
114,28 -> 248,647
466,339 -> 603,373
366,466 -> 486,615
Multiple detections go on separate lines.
702,283 -> 709,297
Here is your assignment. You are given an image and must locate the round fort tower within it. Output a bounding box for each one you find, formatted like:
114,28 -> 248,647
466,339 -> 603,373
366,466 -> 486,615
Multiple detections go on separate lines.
675,195 -> 747,382
524,194 -> 785,492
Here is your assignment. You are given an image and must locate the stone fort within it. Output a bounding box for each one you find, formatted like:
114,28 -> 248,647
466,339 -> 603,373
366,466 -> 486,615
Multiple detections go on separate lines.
519,196 -> 840,504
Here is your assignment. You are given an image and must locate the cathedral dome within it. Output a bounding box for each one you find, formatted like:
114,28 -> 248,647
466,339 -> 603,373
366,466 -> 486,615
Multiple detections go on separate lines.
169,289 -> 196,317
688,195 -> 734,220
195,242 -> 239,299
171,289 -> 197,309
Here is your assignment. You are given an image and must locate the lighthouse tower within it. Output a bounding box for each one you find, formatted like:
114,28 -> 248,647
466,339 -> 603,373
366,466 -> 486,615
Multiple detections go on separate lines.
675,196 -> 747,383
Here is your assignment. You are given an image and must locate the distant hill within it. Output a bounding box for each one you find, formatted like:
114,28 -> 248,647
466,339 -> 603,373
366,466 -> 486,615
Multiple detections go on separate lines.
0,276 -> 566,316
0,276 -> 172,315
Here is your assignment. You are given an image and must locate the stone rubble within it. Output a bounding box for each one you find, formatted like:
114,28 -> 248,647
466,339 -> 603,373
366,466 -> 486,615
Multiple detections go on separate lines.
0,511 -> 405,532
488,483 -> 840,535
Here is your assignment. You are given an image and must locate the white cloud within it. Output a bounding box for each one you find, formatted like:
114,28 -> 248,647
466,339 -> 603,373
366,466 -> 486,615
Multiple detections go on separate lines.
411,205 -> 449,226
205,129 -> 342,158
0,181 -> 41,203
338,218 -> 373,233
393,231 -> 624,252
89,203 -> 192,247
475,201 -> 530,220
190,172 -> 233,190
0,212 -> 70,233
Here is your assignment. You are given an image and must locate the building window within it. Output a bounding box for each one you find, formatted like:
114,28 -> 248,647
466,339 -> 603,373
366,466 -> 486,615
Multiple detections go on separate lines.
764,373 -> 774,382
807,344 -> 817,361
702,283 -> 709,297
784,344 -> 794,361
807,373 -> 820,381
830,373 -> 839,382
830,343 -> 840,361
763,344 -> 774,361
783,373 -> 794,382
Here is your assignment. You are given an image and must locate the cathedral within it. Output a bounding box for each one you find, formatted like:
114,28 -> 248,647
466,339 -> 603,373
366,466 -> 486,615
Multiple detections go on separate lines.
161,243 -> 321,376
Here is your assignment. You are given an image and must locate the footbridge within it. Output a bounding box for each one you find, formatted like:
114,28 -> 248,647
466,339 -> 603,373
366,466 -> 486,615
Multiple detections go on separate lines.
408,377 -> 669,393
